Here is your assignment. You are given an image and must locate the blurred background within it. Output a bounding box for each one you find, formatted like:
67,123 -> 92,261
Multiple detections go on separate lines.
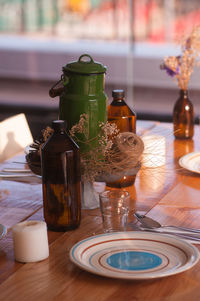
1,0 -> 200,137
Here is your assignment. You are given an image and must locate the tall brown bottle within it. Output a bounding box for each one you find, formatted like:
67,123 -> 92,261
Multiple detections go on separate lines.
107,89 -> 136,187
173,89 -> 194,139
41,120 -> 81,231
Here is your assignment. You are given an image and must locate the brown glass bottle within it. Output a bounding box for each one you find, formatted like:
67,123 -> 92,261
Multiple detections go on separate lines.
107,89 -> 136,187
173,90 -> 194,139
41,120 -> 81,231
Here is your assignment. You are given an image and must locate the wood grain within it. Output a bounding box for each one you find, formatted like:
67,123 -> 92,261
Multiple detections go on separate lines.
1,120 -> 200,300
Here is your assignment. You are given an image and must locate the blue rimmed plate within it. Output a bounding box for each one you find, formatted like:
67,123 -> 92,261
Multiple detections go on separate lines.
0,224 -> 7,240
70,231 -> 200,280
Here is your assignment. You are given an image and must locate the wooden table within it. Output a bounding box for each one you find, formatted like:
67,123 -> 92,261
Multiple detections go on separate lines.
1,120 -> 200,301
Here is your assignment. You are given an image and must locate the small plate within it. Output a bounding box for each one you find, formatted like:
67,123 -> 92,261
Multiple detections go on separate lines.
179,152 -> 200,174
70,232 -> 200,280
0,224 -> 7,239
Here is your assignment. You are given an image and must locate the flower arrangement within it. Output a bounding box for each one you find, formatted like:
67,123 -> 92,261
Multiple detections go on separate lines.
26,114 -> 144,182
70,114 -> 144,182
160,26 -> 200,90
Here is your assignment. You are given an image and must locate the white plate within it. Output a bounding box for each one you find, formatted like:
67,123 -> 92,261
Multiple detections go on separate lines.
179,152 -> 200,174
70,231 -> 200,280
0,224 -> 7,239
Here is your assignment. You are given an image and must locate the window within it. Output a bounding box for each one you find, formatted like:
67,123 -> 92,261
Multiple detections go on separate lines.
1,0 -> 200,120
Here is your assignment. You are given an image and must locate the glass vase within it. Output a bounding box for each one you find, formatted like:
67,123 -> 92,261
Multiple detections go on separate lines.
173,89 -> 194,139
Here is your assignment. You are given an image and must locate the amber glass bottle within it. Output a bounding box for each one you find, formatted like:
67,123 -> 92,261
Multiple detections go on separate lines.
173,90 -> 194,139
41,120 -> 81,231
107,89 -> 136,187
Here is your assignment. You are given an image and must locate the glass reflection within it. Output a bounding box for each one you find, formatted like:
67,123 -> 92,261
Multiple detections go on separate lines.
140,166 -> 166,193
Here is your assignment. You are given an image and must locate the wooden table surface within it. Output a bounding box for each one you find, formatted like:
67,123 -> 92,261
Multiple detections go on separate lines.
1,120 -> 200,301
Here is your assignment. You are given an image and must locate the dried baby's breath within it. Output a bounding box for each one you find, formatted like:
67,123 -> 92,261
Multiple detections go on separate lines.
70,113 -> 89,140
70,115 -> 144,182
42,126 -> 54,141
161,26 -> 200,90
27,115 -> 144,182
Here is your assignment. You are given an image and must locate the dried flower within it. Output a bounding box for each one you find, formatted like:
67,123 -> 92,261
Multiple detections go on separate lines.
70,115 -> 144,182
160,26 -> 200,90
41,126 -> 54,141
69,113 -> 89,140
160,56 -> 180,77
26,116 -> 144,182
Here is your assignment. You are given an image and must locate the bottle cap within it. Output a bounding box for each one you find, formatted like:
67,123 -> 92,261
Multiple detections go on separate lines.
52,120 -> 66,131
112,89 -> 125,98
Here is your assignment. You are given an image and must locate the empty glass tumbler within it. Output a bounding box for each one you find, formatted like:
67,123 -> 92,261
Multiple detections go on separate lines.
99,190 -> 130,233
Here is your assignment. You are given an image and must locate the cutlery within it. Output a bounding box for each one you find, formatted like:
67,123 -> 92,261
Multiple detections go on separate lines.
129,224 -> 200,243
134,212 -> 200,234
139,227 -> 200,241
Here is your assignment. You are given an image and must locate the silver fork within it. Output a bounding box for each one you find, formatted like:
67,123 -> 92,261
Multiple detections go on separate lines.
134,212 -> 200,234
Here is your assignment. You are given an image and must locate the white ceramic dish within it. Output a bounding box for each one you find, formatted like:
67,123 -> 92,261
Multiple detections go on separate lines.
0,224 -> 7,239
179,152 -> 200,174
70,231 -> 200,280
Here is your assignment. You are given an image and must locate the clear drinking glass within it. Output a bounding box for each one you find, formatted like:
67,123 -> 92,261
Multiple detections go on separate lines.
99,190 -> 130,233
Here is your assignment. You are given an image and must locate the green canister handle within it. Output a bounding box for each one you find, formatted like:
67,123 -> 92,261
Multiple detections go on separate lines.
78,54 -> 94,63
49,75 -> 67,98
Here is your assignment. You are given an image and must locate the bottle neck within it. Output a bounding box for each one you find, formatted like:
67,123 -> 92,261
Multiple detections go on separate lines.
53,129 -> 65,134
179,89 -> 188,99
112,97 -> 125,103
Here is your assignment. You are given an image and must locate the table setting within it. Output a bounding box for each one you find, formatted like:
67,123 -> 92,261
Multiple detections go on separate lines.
1,27 -> 200,300
1,119 -> 200,300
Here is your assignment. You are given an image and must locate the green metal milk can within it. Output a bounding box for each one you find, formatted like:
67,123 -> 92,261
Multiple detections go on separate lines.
49,54 -> 107,153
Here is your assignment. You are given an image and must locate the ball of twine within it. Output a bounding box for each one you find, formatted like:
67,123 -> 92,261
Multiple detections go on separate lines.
106,132 -> 144,173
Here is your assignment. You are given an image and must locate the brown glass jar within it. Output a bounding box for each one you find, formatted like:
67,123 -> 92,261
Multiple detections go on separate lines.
173,90 -> 194,139
41,120 -> 81,231
107,89 -> 137,187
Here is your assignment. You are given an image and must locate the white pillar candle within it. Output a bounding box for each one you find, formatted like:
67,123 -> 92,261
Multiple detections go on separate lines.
12,220 -> 49,263
142,135 -> 166,168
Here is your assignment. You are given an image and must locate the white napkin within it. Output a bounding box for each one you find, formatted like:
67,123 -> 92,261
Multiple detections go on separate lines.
0,114 -> 33,162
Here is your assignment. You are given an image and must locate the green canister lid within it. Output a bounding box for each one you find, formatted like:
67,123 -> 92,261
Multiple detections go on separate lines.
62,54 -> 107,75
